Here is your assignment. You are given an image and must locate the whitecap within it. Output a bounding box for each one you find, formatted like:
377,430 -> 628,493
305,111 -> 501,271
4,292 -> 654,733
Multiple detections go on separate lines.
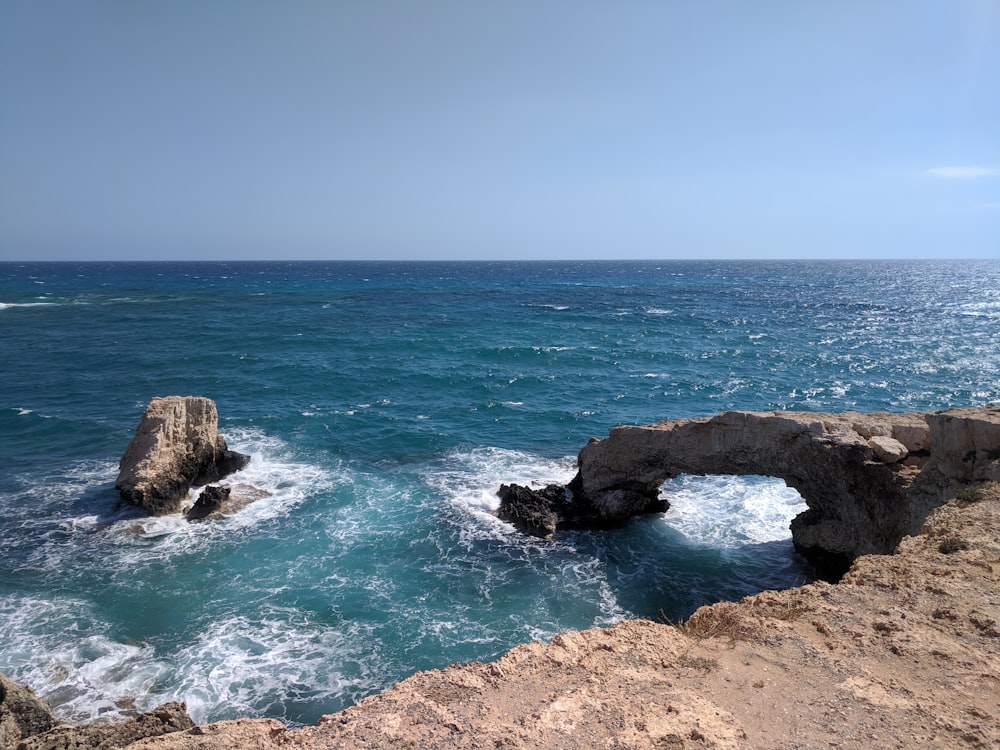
0,301 -> 58,310
422,446 -> 576,518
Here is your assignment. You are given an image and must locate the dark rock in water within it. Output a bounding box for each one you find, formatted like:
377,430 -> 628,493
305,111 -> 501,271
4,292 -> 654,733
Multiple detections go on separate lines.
495,482 -> 643,539
115,396 -> 250,516
185,485 -> 231,521
184,483 -> 272,523
0,672 -> 59,747
497,484 -> 565,539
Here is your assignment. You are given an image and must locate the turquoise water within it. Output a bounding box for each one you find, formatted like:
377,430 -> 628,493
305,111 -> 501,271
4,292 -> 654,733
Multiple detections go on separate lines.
1,260 -> 998,725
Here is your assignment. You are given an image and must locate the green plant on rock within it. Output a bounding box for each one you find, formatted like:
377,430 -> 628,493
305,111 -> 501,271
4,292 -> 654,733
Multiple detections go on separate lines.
938,536 -> 970,554
954,483 -> 986,503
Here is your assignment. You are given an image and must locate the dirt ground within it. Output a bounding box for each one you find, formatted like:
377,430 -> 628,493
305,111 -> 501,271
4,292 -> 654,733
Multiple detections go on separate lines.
108,483 -> 1000,750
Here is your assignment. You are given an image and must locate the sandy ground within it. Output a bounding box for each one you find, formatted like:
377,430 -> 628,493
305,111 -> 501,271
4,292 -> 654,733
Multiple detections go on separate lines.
102,483 -> 999,750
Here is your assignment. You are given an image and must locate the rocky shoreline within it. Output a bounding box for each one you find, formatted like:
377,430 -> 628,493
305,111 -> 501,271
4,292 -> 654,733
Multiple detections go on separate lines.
3,406 -> 999,749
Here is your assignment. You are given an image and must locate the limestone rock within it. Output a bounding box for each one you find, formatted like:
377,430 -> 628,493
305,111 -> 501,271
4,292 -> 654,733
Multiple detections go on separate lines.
17,701 -> 195,750
0,672 -> 59,748
499,406 -> 1000,578
116,397 -> 250,516
868,435 -> 908,463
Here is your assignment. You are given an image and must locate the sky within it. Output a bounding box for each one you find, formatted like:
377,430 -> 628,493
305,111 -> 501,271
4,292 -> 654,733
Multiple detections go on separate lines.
1,1 -> 998,261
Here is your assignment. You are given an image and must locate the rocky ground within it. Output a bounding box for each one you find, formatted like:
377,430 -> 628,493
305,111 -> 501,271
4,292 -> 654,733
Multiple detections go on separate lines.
4,483 -> 999,750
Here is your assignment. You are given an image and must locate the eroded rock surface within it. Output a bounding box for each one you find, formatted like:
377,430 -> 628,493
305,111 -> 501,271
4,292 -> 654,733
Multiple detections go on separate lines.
506,407 -> 1000,574
0,682 -> 194,750
116,397 -> 250,515
0,673 -> 59,748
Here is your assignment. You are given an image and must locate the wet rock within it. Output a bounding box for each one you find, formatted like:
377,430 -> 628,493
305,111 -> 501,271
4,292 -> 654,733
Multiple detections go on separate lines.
185,485 -> 230,521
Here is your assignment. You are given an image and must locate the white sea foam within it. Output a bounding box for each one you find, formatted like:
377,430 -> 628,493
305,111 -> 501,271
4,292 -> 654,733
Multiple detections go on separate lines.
0,301 -> 58,310
659,474 -> 807,547
0,596 -> 384,725
0,596 -> 172,723
168,612 -> 385,724
424,446 -> 576,518
116,429 -> 340,544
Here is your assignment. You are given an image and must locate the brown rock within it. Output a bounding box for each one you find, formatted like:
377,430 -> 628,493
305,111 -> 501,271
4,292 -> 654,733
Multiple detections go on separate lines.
550,407 -> 1000,572
16,702 -> 195,750
0,672 -> 59,748
116,482 -> 1000,750
116,397 -> 249,516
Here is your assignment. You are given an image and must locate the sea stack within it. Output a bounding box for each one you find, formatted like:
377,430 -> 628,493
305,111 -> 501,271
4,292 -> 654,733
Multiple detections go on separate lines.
115,396 -> 249,515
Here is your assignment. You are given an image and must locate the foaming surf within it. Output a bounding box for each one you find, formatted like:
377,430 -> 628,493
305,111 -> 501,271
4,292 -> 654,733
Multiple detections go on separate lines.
659,474 -> 807,547
0,429 -> 352,724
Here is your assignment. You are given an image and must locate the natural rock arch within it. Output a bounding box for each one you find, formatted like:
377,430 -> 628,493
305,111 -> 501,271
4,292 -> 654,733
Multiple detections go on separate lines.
500,407 -> 1000,578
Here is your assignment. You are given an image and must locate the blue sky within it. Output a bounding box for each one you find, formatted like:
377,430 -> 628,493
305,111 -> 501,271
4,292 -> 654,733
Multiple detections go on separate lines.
1,1 -> 997,260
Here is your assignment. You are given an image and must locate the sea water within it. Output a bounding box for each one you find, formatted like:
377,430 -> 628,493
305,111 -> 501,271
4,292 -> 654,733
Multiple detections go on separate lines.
1,260 -> 997,725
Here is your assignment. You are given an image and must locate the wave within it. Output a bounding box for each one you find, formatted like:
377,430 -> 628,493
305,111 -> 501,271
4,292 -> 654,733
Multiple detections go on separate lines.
0,595 -> 171,723
0,301 -> 58,310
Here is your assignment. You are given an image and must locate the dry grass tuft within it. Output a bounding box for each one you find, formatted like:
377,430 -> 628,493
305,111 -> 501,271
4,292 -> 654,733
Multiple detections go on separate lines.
680,601 -> 759,641
678,655 -> 718,672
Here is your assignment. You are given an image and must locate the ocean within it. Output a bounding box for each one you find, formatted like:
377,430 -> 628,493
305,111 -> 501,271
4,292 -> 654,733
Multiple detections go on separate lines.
1,260 -> 997,726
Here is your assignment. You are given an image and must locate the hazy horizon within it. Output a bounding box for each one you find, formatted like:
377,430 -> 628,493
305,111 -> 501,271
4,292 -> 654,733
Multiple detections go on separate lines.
2,2 -> 997,262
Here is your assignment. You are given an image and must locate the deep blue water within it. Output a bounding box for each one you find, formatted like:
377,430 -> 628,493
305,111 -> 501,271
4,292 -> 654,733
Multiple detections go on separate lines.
1,260 -> 997,725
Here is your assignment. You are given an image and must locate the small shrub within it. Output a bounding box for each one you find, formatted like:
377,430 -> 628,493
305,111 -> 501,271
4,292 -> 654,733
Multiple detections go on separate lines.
938,536 -> 970,554
954,484 -> 986,503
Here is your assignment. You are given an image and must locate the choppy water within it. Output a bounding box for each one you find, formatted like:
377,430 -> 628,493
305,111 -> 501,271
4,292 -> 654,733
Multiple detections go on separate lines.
1,260 -> 997,725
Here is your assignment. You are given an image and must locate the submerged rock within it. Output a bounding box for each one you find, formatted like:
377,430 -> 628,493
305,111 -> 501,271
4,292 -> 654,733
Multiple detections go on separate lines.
184,483 -> 272,522
116,397 -> 250,516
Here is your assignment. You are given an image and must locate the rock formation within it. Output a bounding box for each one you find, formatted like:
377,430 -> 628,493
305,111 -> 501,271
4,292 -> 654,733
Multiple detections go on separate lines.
501,407 -> 1000,577
184,484 -> 272,522
116,397 -> 250,516
0,675 -> 195,750
0,673 -> 59,748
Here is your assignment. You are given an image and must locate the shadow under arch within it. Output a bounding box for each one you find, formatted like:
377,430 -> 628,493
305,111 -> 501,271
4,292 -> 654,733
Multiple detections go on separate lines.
570,473 -> 814,624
